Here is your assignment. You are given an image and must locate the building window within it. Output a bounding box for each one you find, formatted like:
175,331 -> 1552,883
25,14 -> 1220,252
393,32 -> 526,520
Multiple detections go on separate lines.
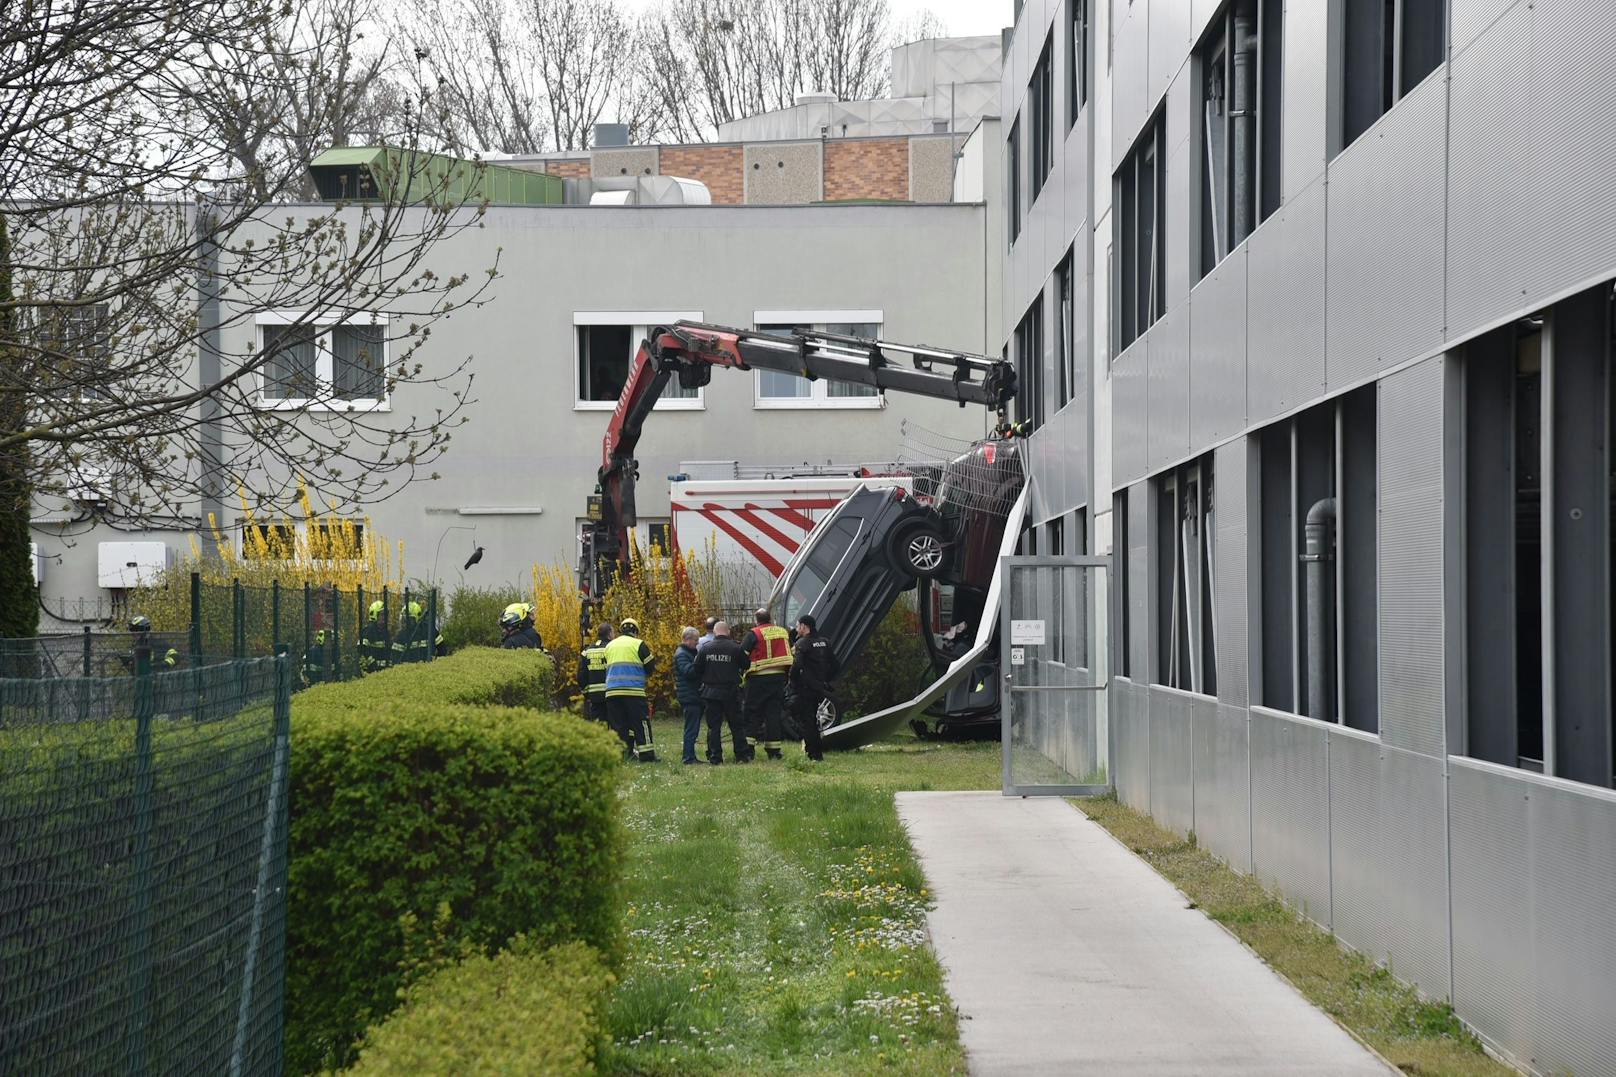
1114,112 -> 1166,352
1069,0 -> 1089,126
1464,284 -> 1615,789
1114,489 -> 1131,678
1337,0 -> 1447,153
241,523 -> 298,560
24,302 -> 113,399
1153,456 -> 1217,696
1015,297 -> 1045,430
257,315 -> 388,408
1255,386 -> 1378,728
309,520 -> 367,561
1008,116 -> 1023,246
1030,32 -> 1055,201
1055,252 -> 1075,409
1197,0 -> 1283,280
574,312 -> 703,410
752,311 -> 882,408
645,520 -> 672,554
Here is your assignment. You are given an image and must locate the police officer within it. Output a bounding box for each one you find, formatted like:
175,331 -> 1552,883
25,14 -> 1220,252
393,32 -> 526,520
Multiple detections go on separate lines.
577,623 -> 613,724
499,602 -> 543,649
604,617 -> 657,762
360,600 -> 391,673
693,620 -> 749,764
303,628 -> 329,685
789,614 -> 836,762
739,607 -> 792,759
673,626 -> 704,765
125,615 -> 180,670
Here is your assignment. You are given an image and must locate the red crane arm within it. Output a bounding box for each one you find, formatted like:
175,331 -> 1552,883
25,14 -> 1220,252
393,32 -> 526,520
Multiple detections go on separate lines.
583,321 -> 1016,596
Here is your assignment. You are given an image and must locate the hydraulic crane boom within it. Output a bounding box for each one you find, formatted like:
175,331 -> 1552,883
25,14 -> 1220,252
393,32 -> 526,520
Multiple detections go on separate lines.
582,320 -> 1017,596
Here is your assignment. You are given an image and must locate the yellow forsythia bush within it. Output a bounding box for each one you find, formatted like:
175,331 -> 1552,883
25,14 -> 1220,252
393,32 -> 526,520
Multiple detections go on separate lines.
529,537 -> 722,717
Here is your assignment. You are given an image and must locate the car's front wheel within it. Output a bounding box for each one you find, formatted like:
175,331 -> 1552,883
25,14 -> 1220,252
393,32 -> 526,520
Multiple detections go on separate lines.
888,519 -> 948,579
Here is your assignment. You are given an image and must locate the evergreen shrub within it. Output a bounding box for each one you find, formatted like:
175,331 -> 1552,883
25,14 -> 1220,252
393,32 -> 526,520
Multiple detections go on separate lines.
345,942 -> 613,1076
286,651 -> 621,1072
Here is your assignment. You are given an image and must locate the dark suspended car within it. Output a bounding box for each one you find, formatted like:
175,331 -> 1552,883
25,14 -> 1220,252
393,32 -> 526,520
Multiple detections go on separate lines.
767,438 -> 1024,743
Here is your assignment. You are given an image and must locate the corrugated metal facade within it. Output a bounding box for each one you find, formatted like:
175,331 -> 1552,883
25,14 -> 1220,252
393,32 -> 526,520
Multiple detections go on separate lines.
1001,0 -> 1616,1070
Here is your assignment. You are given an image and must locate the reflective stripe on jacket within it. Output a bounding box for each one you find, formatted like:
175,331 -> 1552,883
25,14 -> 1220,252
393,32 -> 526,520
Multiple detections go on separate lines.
604,634 -> 651,697
745,624 -> 793,675
581,644 -> 611,694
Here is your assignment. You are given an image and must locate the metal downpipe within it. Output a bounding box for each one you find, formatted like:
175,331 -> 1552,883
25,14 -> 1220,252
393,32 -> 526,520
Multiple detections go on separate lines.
1302,497 -> 1337,722
1231,5 -> 1257,244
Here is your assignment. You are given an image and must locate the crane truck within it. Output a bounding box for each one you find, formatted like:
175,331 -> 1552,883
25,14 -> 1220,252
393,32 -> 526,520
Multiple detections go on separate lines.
581,320 -> 1028,749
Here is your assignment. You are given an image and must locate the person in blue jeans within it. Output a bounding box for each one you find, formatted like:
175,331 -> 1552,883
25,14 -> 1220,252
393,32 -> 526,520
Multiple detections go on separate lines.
673,627 -> 705,765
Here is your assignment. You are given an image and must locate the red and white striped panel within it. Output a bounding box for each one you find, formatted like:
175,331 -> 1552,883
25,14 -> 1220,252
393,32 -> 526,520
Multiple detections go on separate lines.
671,496 -> 845,579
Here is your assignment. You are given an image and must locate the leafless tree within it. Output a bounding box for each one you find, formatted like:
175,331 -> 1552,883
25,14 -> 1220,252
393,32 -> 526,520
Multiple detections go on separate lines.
2,0 -> 493,543
173,0 -> 399,201
636,0 -> 937,140
391,0 -> 551,155
529,0 -> 638,151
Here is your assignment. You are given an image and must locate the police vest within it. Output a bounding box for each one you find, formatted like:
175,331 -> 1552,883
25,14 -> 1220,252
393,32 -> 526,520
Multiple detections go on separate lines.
748,625 -> 793,675
604,635 -> 649,697
582,644 -> 610,693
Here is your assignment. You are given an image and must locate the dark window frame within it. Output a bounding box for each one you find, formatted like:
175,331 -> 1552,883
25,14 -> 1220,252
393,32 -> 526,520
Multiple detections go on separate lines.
1337,0 -> 1447,153
1008,116 -> 1023,246
1068,0 -> 1090,127
1030,32 -> 1055,200
1152,455 -> 1217,697
1114,111 -> 1167,352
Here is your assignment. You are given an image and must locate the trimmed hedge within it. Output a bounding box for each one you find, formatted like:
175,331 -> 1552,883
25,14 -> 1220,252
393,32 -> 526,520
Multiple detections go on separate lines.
346,942 -> 613,1075
299,646 -> 554,711
287,650 -> 622,1073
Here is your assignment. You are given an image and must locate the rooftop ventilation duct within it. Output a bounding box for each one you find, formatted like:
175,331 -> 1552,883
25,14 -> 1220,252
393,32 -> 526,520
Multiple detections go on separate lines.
592,123 -> 629,147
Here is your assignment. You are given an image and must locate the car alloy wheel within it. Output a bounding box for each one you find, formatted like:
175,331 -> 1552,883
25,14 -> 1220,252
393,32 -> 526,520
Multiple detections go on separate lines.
906,532 -> 944,573
816,697 -> 838,732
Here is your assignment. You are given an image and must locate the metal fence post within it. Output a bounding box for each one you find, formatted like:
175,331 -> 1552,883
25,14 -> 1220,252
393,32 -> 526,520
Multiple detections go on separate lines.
229,647 -> 291,1077
190,572 -> 202,658
82,625 -> 91,677
233,579 -> 245,700
355,585 -> 365,677
402,587 -> 412,665
331,588 -> 342,682
382,588 -> 391,669
427,589 -> 438,662
272,581 -> 281,652
79,626 -> 92,721
127,644 -> 155,1072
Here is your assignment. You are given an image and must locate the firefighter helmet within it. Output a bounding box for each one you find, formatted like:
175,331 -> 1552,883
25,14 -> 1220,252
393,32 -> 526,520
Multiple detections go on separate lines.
128,615 -> 152,632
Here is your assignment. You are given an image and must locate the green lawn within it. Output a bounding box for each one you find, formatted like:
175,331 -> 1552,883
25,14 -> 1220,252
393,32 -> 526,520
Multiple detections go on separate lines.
601,721 -> 999,1076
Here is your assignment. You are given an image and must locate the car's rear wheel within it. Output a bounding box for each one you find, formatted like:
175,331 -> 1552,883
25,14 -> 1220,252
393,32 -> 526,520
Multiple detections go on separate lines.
888,519 -> 948,578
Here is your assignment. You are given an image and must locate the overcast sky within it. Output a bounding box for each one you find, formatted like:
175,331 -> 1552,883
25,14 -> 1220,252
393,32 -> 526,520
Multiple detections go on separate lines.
612,0 -> 1014,38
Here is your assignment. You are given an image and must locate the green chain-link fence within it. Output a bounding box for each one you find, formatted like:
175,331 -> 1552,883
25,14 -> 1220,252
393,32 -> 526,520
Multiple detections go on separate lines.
0,650 -> 292,1075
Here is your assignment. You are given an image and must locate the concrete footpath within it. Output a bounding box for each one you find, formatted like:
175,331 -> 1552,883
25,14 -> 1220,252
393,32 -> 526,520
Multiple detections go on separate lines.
897,792 -> 1393,1076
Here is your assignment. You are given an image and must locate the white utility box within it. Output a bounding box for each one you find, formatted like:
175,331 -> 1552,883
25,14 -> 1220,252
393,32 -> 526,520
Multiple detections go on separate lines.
97,541 -> 174,588
29,542 -> 41,586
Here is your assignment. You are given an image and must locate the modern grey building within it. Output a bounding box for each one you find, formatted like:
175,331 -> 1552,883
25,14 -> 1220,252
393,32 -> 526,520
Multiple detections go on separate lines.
1000,0 -> 1616,1072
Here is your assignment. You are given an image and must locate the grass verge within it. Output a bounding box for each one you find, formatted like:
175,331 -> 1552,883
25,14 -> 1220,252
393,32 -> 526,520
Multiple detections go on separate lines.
1074,794 -> 1514,1077
600,721 -> 1000,1075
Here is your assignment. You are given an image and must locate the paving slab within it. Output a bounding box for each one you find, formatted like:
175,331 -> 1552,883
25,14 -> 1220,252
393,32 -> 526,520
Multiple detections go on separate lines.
897,791 -> 1394,1077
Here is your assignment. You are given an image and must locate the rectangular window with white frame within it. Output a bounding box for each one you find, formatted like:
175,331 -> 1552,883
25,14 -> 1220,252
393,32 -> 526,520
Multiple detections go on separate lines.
256,313 -> 388,409
752,310 -> 884,409
574,311 -> 703,410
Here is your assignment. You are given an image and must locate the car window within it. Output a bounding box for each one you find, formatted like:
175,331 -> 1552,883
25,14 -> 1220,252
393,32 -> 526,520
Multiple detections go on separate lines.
784,517 -> 862,626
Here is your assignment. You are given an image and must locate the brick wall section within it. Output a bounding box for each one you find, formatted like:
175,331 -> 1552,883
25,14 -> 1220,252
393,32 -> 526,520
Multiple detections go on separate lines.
658,145 -> 745,204
543,158 -> 590,179
824,138 -> 910,201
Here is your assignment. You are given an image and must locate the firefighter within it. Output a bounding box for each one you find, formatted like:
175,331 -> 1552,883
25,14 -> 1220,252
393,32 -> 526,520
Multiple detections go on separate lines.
360,601 -> 391,673
124,615 -> 180,670
394,601 -> 440,663
789,614 -> 835,763
739,607 -> 792,759
499,602 -> 543,649
577,623 -> 613,724
303,628 -> 329,685
673,626 -> 704,765
693,620 -> 750,764
604,617 -> 657,762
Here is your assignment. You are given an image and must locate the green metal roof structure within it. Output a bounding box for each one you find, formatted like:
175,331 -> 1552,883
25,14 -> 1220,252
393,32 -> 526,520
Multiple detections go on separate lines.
308,147 -> 564,205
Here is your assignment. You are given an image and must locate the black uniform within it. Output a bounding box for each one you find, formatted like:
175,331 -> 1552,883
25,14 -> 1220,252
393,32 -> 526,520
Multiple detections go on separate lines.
693,636 -> 751,763
359,619 -> 391,673
500,624 -> 544,649
790,633 -> 838,761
